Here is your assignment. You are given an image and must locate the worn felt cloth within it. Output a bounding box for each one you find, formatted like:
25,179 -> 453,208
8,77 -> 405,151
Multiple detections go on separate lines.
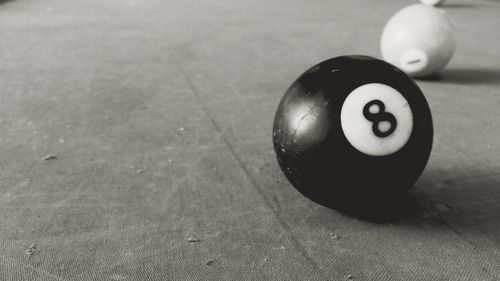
0,0 -> 499,280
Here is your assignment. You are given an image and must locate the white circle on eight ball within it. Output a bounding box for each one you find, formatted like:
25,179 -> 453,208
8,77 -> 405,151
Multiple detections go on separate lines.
340,83 -> 413,156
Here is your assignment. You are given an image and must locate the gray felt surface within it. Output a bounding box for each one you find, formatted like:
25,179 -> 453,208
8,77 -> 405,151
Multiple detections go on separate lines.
0,0 -> 499,280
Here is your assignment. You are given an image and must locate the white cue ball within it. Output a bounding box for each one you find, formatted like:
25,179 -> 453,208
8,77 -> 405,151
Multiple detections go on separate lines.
420,0 -> 445,6
380,4 -> 456,77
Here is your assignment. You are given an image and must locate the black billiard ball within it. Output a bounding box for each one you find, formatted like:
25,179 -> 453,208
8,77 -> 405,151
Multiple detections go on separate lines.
272,55 -> 433,210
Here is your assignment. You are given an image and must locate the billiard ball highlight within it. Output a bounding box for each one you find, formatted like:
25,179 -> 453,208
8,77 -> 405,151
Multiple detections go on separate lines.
381,4 -> 456,77
272,56 -> 433,210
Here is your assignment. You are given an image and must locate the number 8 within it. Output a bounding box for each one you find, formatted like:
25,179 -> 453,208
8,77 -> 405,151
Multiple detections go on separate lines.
362,100 -> 397,138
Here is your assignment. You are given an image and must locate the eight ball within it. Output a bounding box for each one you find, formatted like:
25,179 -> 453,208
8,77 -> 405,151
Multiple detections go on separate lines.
272,55 -> 433,210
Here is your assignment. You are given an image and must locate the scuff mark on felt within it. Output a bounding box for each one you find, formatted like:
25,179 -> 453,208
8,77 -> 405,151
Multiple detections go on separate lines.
186,237 -> 201,243
42,154 -> 57,161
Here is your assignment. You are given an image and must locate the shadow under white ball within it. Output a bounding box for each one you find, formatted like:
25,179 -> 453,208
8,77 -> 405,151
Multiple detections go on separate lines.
420,0 -> 445,6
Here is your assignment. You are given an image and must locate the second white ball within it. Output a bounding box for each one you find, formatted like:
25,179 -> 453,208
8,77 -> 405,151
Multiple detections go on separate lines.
380,4 -> 456,77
